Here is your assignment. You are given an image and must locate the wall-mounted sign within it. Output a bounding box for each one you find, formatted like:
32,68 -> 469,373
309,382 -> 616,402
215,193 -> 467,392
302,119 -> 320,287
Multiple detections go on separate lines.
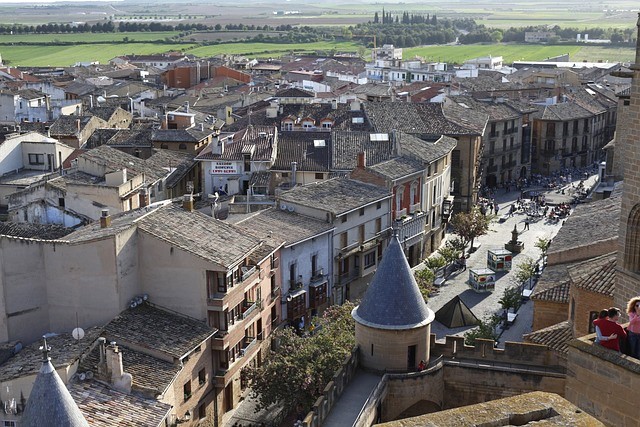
211,161 -> 238,174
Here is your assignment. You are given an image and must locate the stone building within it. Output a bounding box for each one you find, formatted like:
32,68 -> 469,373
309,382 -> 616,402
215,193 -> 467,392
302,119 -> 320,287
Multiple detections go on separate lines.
352,235 -> 435,372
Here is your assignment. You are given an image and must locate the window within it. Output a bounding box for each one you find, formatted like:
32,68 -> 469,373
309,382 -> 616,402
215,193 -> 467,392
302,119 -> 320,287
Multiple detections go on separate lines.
340,232 -> 347,249
289,263 -> 297,286
545,122 -> 555,138
311,254 -> 318,276
178,143 -> 187,150
282,172 -> 289,178
198,404 -> 206,419
198,368 -> 206,386
243,154 -> 251,172
502,139 -> 507,151
310,283 -> 327,308
321,121 -> 332,129
364,251 -> 376,268
359,224 -> 365,243
489,141 -> 495,154
375,217 -> 381,234
315,173 -> 323,180
183,381 -> 192,401
283,122 -> 293,131
28,153 -> 44,165
376,201 -> 381,209
58,197 -> 65,208
490,122 -> 496,136
207,271 -> 226,295
341,214 -> 347,223
359,207 -> 365,216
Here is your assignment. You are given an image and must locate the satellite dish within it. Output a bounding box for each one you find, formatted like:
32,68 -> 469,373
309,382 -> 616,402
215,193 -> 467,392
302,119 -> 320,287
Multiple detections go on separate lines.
287,206 -> 295,212
85,371 -> 94,379
72,327 -> 85,340
280,203 -> 287,211
78,373 -> 86,381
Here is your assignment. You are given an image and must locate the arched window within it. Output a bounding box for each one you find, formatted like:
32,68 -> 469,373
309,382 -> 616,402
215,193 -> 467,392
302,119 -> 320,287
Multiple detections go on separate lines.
178,143 -> 187,150
624,203 -> 640,273
395,186 -> 404,214
160,143 -> 168,149
410,180 -> 419,205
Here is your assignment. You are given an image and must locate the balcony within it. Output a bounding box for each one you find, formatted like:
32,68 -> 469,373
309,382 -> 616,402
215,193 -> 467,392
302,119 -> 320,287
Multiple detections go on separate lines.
270,286 -> 281,301
396,211 -> 426,246
289,279 -> 304,291
409,202 -> 421,214
240,336 -> 257,356
395,207 -> 407,218
310,269 -> 326,285
240,266 -> 257,282
441,198 -> 453,223
336,266 -> 360,286
241,300 -> 260,319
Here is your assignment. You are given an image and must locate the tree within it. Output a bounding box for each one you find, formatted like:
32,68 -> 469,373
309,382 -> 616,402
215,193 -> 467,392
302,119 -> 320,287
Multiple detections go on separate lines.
535,237 -> 551,262
513,256 -> 537,286
450,206 -> 491,254
415,268 -> 435,302
373,12 -> 379,24
437,241 -> 461,267
464,314 -> 499,346
499,286 -> 522,312
248,301 -> 356,414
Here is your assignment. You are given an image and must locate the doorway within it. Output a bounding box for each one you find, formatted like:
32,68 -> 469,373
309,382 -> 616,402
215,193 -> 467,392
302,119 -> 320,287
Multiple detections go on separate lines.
407,345 -> 416,370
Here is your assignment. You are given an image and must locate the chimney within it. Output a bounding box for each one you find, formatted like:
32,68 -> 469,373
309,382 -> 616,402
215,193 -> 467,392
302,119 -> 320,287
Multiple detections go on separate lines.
183,194 -> 194,212
290,162 -> 297,187
200,122 -> 204,131
121,168 -> 127,184
331,99 -> 337,110
100,209 -> 111,228
357,151 -> 366,169
97,337 -> 108,377
105,341 -> 132,394
76,118 -> 81,134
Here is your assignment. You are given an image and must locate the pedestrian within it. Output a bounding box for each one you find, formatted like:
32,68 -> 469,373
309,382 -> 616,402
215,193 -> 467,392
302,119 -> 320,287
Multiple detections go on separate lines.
417,360 -> 426,371
524,217 -> 530,231
626,296 -> 640,358
458,254 -> 467,271
509,204 -> 515,217
598,307 -> 627,353
494,203 -> 499,214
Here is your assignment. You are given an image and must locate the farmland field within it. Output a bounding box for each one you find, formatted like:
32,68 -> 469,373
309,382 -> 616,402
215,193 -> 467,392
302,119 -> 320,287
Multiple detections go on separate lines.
0,43 -> 195,67
187,41 -> 362,58
404,44 -> 636,64
0,32 -> 180,44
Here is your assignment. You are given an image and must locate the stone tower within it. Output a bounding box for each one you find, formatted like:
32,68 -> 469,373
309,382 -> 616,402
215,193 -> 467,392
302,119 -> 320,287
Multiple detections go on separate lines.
352,235 -> 434,372
21,337 -> 90,427
615,14 -> 640,312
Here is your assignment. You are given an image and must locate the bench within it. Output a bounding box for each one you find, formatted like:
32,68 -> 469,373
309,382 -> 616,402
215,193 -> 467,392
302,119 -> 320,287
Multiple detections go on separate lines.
434,277 -> 446,287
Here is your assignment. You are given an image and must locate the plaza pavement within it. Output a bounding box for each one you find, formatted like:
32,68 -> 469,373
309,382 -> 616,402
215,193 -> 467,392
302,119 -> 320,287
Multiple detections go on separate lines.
422,172 -> 601,347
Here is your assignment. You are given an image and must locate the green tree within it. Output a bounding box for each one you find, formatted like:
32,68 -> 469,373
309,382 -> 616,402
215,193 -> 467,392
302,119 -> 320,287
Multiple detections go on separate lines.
437,242 -> 461,266
513,256 -> 537,285
248,301 -> 356,413
464,314 -> 499,346
415,268 -> 435,302
450,206 -> 491,254
535,237 -> 551,262
499,286 -> 521,312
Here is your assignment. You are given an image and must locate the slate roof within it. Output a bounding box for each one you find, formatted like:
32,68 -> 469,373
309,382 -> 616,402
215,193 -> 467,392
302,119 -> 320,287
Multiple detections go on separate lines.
50,115 -> 106,136
70,379 -> 170,427
86,106 -> 124,122
151,127 -> 213,143
145,149 -> 196,189
102,302 -> 216,360
569,252 -> 617,297
0,328 -> 102,382
275,87 -> 315,98
86,128 -> 153,149
137,203 -> 262,268
331,130 -> 394,170
21,355 -> 90,427
271,131 -> 330,171
196,125 -> 276,162
523,321 -> 573,355
547,190 -> 620,255
77,145 -> 171,182
399,133 -> 457,164
353,236 -> 434,330
540,102 -> 592,121
0,221 -> 73,240
64,205 -> 158,244
278,177 -> 391,216
78,342 -> 179,395
448,96 -> 520,121
16,89 -> 46,100
367,156 -> 424,180
63,80 -> 96,97
235,207 -> 334,248
364,101 -> 478,136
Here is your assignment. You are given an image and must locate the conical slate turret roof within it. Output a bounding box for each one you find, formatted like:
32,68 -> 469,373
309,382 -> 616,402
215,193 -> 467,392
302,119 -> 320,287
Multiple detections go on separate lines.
21,338 -> 90,427
352,235 -> 433,329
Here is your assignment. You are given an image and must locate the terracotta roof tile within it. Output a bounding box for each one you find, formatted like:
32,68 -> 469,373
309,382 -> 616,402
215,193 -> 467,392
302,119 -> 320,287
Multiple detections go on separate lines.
524,320 -> 573,355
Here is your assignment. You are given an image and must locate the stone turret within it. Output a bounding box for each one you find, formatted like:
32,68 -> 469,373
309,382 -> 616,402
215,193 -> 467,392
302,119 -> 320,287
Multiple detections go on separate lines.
352,236 -> 434,372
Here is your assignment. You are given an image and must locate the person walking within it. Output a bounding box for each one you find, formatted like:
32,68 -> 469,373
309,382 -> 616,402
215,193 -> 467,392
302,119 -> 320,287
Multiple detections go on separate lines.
524,217 -> 530,231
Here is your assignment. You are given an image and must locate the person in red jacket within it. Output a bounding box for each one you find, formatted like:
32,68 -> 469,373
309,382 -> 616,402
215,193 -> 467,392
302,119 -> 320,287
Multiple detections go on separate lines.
598,307 -> 627,352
